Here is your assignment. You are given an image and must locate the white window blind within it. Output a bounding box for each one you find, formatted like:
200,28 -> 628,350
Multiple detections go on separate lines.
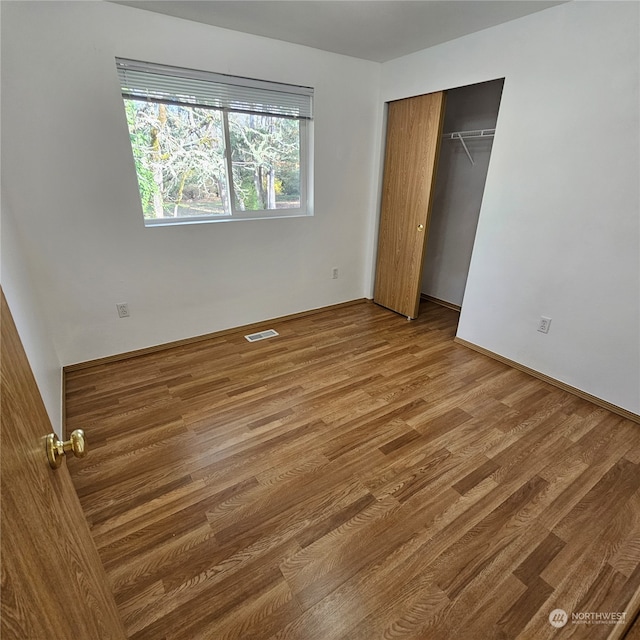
115,58 -> 313,119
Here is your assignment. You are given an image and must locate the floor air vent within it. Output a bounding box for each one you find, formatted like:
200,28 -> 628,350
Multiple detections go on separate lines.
244,329 -> 279,343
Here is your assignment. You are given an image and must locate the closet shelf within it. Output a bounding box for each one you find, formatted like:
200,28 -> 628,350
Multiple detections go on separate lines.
441,128 -> 496,165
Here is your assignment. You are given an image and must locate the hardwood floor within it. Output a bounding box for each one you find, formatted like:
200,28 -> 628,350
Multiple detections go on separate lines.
65,301 -> 640,640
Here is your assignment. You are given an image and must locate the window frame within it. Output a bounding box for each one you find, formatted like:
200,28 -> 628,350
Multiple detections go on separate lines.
116,59 -> 314,226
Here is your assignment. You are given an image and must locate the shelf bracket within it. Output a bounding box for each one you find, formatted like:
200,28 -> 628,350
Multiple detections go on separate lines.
456,134 -> 475,165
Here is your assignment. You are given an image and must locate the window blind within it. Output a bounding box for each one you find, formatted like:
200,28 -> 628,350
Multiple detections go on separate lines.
116,58 -> 313,119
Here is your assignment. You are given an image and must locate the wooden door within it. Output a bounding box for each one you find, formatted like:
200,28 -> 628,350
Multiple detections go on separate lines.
374,92 -> 446,319
1,291 -> 126,639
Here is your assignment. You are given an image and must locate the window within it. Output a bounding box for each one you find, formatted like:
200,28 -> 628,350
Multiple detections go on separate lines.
116,59 -> 313,225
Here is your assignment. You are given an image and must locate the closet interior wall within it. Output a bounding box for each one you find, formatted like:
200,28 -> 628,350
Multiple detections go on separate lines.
421,79 -> 504,308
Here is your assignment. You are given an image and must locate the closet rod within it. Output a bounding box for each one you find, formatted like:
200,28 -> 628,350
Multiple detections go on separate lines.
441,128 -> 496,165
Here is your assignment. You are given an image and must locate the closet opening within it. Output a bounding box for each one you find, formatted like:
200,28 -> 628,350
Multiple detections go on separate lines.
373,78 -> 504,321
420,78 -> 504,313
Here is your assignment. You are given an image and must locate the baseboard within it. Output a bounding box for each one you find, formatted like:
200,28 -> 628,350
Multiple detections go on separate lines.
420,294 -> 461,312
454,337 -> 640,425
63,299 -> 368,373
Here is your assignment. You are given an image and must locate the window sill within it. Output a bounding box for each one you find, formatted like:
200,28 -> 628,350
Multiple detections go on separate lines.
143,210 -> 312,227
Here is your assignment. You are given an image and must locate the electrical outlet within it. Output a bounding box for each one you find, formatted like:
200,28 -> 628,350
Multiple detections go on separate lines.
332,267 -> 339,279
537,316 -> 551,333
116,303 -> 130,318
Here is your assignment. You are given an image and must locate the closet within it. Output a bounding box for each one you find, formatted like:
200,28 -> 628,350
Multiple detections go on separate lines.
374,79 -> 504,319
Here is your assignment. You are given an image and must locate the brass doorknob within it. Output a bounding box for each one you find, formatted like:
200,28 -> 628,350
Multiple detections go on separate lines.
417,224 -> 424,230
46,429 -> 87,469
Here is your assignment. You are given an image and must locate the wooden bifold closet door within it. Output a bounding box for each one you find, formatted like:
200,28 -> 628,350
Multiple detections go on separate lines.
374,91 -> 446,319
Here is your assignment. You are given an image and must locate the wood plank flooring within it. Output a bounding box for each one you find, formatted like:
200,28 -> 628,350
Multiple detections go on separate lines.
65,301 -> 640,640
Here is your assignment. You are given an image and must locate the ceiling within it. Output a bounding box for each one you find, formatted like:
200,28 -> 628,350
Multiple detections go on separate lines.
110,1 -> 567,63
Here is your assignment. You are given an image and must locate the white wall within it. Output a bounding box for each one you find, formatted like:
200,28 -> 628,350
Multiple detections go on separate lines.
1,1 -> 381,365
1,196 -> 64,436
381,0 -> 640,414
421,79 -> 503,306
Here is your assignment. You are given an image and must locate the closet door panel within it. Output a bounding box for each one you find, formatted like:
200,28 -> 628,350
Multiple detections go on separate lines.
374,92 -> 445,319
